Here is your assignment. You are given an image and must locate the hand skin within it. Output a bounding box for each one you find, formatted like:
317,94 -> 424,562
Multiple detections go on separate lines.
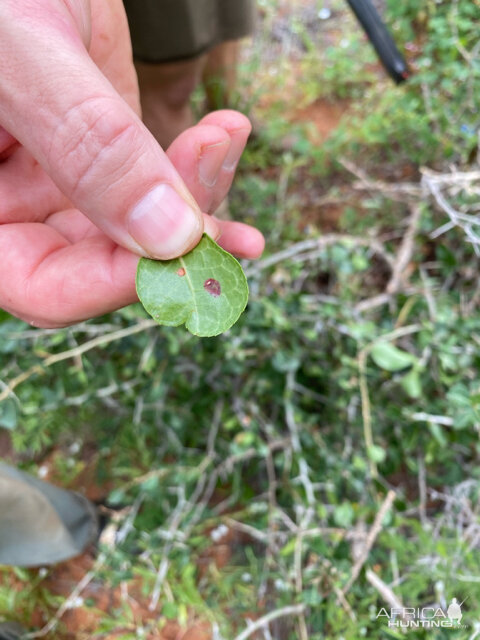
0,0 -> 264,328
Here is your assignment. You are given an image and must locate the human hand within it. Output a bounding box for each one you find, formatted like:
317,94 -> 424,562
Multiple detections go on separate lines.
0,1 -> 264,327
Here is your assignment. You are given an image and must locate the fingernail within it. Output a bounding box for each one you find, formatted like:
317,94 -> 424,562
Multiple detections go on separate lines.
199,141 -> 229,187
222,128 -> 250,171
203,215 -> 221,241
127,184 -> 202,259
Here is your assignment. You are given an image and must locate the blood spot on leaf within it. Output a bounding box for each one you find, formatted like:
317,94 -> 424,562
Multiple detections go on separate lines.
204,278 -> 221,297
176,268 -> 186,277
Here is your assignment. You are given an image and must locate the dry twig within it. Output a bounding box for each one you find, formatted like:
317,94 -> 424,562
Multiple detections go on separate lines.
233,604 -> 307,640
341,490 -> 396,596
0,319 -> 156,404
366,569 -> 403,610
340,158 -> 422,201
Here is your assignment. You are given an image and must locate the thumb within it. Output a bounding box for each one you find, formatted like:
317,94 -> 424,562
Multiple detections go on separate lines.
0,0 -> 205,259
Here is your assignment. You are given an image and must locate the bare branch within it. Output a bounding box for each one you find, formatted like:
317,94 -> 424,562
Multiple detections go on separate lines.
341,490 -> 396,595
233,604 -> 306,640
366,569 -> 403,610
0,319 -> 156,404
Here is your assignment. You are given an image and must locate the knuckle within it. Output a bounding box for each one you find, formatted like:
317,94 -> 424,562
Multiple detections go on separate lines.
48,95 -> 140,200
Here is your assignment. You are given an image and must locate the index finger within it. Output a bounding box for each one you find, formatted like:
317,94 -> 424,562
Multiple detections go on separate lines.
0,0 -> 205,260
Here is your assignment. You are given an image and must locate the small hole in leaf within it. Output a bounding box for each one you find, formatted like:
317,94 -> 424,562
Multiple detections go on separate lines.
204,278 -> 221,297
176,268 -> 186,277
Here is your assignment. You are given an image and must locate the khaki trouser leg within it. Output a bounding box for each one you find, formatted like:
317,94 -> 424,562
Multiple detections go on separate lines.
0,463 -> 98,568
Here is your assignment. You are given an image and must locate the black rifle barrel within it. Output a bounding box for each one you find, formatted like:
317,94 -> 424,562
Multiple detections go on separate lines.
346,0 -> 410,84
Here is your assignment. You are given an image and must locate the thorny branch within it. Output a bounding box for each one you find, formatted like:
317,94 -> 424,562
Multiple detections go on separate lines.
341,490 -> 396,596
422,167 -> 480,254
0,319 -> 156,404
3,153 -> 480,639
233,604 -> 307,640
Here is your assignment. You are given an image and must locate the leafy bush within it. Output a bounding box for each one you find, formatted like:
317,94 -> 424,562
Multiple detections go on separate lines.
1,1 -> 480,637
321,0 -> 480,167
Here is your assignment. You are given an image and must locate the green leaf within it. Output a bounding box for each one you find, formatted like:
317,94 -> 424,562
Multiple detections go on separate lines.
333,502 -> 355,527
370,341 -> 417,372
280,538 -> 297,557
401,368 -> 422,399
107,489 -> 126,506
368,444 -> 386,463
0,400 -> 17,430
136,234 -> 249,337
302,587 -> 322,606
162,602 -> 178,620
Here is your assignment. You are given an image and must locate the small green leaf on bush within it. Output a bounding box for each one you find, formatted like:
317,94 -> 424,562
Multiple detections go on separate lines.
0,399 -> 17,430
162,602 -> 178,620
280,538 -> 297,557
136,234 -> 249,337
302,587 -> 323,606
370,341 -> 417,372
333,502 -> 355,528
367,444 -> 386,464
401,368 -> 422,399
107,489 -> 126,506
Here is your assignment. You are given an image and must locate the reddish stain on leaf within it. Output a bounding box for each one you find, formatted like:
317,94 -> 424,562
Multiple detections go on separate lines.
204,278 -> 221,297
176,268 -> 186,277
